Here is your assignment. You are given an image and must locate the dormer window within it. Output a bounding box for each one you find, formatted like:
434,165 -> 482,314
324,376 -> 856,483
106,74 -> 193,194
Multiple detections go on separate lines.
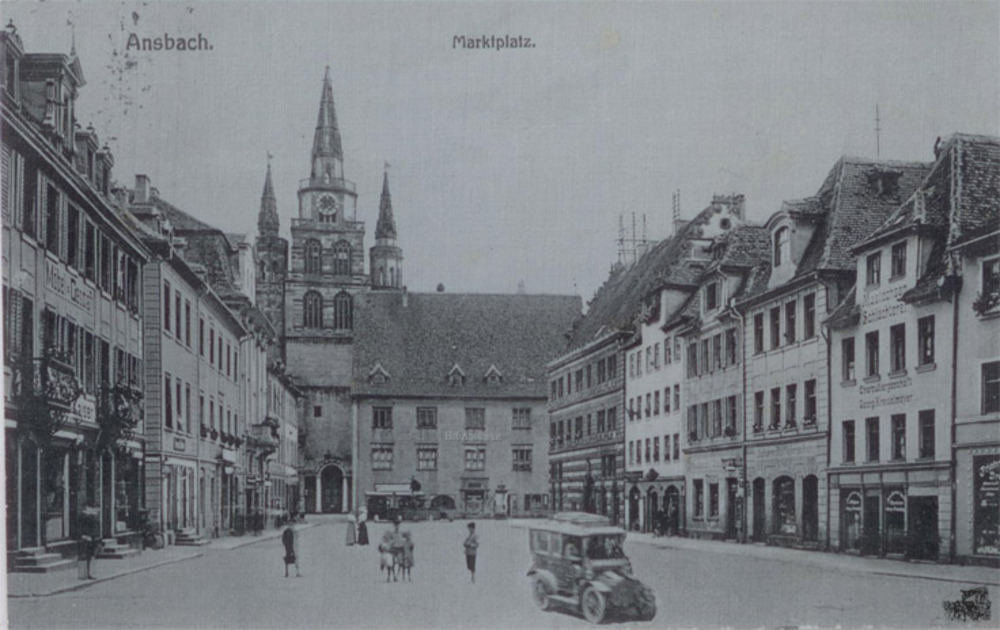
866,252 -> 882,286
705,281 -> 720,311
773,227 -> 790,267
448,364 -> 466,387
369,363 -> 391,385
484,364 -> 503,386
868,168 -> 902,196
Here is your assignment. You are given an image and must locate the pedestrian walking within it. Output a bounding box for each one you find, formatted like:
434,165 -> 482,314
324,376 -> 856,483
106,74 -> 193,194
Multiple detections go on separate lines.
357,514 -> 369,546
77,507 -> 101,580
401,531 -> 414,581
346,514 -> 357,546
463,522 -> 478,583
282,525 -> 301,578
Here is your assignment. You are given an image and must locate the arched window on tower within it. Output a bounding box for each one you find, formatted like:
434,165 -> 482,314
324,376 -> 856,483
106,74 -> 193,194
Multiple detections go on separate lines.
390,267 -> 396,288
333,240 -> 351,276
333,292 -> 353,330
305,239 -> 322,274
303,291 -> 323,328
259,261 -> 267,282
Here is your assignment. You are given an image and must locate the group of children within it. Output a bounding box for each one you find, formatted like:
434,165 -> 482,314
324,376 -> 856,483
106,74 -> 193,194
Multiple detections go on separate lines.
379,518 -> 415,582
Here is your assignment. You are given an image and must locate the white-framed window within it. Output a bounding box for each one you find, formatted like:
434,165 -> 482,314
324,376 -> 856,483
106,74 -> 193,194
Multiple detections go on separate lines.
372,407 -> 393,430
512,447 -> 532,471
372,445 -> 394,470
983,360 -> 1000,414
417,407 -> 437,429
866,252 -> 882,286
465,447 -> 486,471
417,447 -> 437,471
512,408 -> 531,430
891,241 -> 907,278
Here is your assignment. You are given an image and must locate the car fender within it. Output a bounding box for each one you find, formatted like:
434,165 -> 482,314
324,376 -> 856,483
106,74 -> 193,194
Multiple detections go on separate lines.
527,568 -> 558,592
585,579 -> 613,595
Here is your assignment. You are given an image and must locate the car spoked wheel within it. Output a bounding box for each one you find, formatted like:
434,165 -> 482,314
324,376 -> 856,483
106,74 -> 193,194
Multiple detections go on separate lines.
581,586 -> 607,624
532,578 -> 552,611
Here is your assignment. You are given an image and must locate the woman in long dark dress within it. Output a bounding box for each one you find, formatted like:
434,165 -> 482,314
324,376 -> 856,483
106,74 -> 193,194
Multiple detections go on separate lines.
357,516 -> 369,545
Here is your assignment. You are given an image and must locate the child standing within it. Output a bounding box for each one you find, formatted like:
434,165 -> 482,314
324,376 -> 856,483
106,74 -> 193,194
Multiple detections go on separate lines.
463,522 -> 478,584
282,525 -> 301,578
379,530 -> 395,582
401,531 -> 414,581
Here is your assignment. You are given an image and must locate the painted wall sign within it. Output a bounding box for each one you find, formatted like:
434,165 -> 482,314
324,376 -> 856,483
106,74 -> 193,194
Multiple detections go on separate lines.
974,455 -> 1000,556
45,259 -> 95,311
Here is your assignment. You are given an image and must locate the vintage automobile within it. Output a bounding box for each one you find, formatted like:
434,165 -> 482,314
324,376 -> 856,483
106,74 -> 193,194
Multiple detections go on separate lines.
526,512 -> 657,624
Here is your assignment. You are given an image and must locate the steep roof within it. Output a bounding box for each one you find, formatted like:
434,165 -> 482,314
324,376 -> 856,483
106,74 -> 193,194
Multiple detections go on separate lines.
563,202 -> 728,351
713,225 -> 770,269
352,292 -> 581,398
375,171 -> 397,240
312,66 -> 343,159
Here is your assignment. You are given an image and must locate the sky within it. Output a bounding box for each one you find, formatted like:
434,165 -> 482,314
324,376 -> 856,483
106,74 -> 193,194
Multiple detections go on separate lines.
5,1 -> 998,302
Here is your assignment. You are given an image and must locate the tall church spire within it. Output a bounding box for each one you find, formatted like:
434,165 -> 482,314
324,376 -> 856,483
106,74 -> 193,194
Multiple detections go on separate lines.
375,170 -> 397,240
310,67 -> 344,184
258,157 -> 279,237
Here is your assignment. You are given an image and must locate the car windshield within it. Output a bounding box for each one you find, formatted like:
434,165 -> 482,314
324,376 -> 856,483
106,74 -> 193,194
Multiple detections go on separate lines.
585,534 -> 626,560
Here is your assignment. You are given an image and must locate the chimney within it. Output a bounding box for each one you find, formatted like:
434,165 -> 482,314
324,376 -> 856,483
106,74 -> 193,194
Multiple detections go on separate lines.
134,174 -> 150,203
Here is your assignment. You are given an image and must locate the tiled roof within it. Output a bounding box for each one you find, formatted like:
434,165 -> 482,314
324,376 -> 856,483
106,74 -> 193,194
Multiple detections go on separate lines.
824,285 -> 859,329
715,225 -> 770,269
351,292 -> 581,398
563,201 -> 724,351
800,157 -> 931,275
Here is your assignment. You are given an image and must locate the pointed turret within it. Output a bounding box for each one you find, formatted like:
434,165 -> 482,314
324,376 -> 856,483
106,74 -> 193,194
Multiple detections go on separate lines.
258,159 -> 279,237
310,67 -> 344,185
375,171 -> 397,240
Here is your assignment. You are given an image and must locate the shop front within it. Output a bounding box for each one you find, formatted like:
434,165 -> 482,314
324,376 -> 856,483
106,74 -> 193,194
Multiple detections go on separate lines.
461,477 -> 489,515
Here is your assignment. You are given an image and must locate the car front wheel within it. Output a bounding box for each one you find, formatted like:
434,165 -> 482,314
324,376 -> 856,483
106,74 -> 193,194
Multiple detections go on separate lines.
532,577 -> 552,611
580,586 -> 607,624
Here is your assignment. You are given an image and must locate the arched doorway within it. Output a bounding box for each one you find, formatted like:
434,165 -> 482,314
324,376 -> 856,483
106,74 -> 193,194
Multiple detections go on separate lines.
647,489 -> 659,533
628,487 -> 641,531
752,478 -> 766,542
773,476 -> 796,536
802,475 -> 818,542
320,465 -> 344,513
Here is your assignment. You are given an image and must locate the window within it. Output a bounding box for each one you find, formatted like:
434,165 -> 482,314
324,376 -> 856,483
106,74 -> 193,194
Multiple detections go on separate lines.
654,391 -> 660,415
217,337 -> 223,371
417,407 -> 438,429
596,409 -> 606,433
918,316 -> 934,366
576,369 -> 584,391
891,414 -> 906,460
712,399 -> 722,436
773,227 -> 790,267
607,355 -> 617,379
372,446 -> 394,470
700,339 -> 709,375
66,205 -> 79,267
843,421 -> 855,462
663,388 -> 671,414
164,281 -> 172,332
673,433 -> 679,459
866,252 -> 881,286
226,344 -> 232,378
513,448 -> 532,471
84,221 -> 96,280
184,301 -> 192,347
209,400 -> 215,430
175,380 -> 184,432
608,406 -> 617,430
713,334 -> 722,370
512,408 -> 531,430
635,351 -> 642,377
890,241 -> 907,278
575,416 -> 583,439
372,407 -> 393,430
688,407 -> 697,440
709,483 -> 719,518
332,240 -> 351,276
983,361 -> 1000,414
629,441 -> 635,465
726,395 -> 738,432
693,480 -> 704,518
304,239 -> 322,274
417,447 -> 438,471
804,379 -> 817,423
726,329 -> 738,366
803,294 -> 816,339
687,343 -> 698,378
586,364 -> 593,386
786,384 -> 797,426
333,292 -> 352,330
754,391 -> 764,429
596,359 -> 606,384
983,258 -> 1000,309
866,417 -> 880,462
303,291 -> 323,328
209,328 -> 215,364
842,337 -> 856,381
865,331 -> 879,377
785,301 -> 796,344
674,384 -> 680,412
918,410 -> 935,459
164,375 -> 173,428
754,314 -> 764,354
465,448 -> 486,471
664,341 -> 671,365
645,394 -> 651,417
175,292 -> 182,340
465,407 -> 485,430
314,405 -> 322,418
629,354 -> 635,379
770,307 -> 781,350
890,324 -> 906,373
199,319 -> 205,355
705,281 -> 719,311
44,184 -> 60,255
770,388 -> 781,429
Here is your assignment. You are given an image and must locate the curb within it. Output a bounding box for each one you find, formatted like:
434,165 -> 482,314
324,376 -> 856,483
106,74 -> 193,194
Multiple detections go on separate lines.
8,552 -> 203,599
207,523 -> 317,551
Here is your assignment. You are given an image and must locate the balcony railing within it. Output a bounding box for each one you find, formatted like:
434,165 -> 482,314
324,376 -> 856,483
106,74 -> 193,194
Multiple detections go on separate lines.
549,428 -> 623,452
298,177 -> 356,193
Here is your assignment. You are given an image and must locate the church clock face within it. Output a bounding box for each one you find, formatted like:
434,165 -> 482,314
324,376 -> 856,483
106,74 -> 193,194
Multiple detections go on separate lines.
315,194 -> 340,219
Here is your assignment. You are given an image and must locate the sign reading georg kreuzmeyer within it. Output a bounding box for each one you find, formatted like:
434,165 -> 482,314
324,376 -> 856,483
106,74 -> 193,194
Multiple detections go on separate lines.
3,2 -> 998,629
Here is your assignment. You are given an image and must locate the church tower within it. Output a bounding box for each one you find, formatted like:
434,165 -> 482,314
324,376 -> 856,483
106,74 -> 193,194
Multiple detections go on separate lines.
255,159 -> 288,359
283,68 -> 366,513
369,170 -> 403,289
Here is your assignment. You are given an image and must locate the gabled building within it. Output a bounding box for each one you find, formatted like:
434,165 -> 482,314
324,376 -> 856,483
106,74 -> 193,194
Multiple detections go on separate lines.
668,218 -> 768,541
827,134 -> 998,563
738,157 -> 930,548
352,291 -> 580,518
2,24 -> 148,569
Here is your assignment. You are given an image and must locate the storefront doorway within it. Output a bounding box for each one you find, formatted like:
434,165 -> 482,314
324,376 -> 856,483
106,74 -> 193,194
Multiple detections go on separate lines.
726,478 -> 739,539
320,465 -> 343,513
908,496 -> 939,560
646,489 -> 658,533
862,494 -> 881,555
884,490 -> 907,556
752,478 -> 766,542
802,475 -> 818,542
628,487 -> 641,531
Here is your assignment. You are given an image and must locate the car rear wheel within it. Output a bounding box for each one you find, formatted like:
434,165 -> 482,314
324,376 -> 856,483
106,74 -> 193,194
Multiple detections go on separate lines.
581,586 -> 607,624
532,577 -> 552,611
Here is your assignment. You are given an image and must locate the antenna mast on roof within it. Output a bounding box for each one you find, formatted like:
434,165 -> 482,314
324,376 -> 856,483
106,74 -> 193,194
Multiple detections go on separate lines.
875,104 -> 881,158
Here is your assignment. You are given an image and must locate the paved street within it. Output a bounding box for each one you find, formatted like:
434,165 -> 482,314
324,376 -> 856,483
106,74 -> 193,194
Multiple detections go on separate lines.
8,518 -> 997,629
